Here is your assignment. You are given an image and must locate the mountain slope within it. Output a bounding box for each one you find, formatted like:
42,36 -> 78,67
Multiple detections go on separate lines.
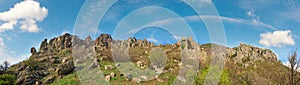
0,33 -> 290,85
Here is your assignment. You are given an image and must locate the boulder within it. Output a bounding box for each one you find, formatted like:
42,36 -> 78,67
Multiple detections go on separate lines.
104,65 -> 114,70
43,75 -> 56,84
56,61 -> 75,75
30,47 -> 37,54
136,61 -> 143,67
105,75 -> 111,82
110,72 -> 115,77
133,78 -> 141,83
125,74 -> 132,81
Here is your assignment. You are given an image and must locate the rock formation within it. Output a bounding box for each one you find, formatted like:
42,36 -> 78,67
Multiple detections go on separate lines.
10,33 -> 280,85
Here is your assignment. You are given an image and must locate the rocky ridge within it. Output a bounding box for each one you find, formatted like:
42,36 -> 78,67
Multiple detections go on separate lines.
11,33 -> 278,85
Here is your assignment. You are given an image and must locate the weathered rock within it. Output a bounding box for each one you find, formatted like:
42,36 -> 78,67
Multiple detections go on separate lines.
31,47 -> 37,54
110,72 -> 115,77
157,78 -> 163,82
155,68 -> 164,74
226,43 -> 277,67
17,63 -> 26,71
125,74 -> 132,81
16,74 -> 26,85
84,36 -> 93,44
140,76 -> 148,80
56,61 -> 75,75
105,75 -> 111,82
104,65 -> 114,70
115,63 -> 121,67
39,39 -> 48,52
95,34 -> 112,51
35,80 -> 42,85
133,78 -> 141,83
136,61 -> 143,67
24,76 -> 35,84
43,75 -> 56,84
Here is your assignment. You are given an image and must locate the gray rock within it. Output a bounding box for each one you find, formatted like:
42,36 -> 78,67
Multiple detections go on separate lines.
110,72 -> 115,77
133,78 -> 141,83
125,74 -> 132,81
56,60 -> 75,75
105,75 -> 111,82
104,65 -> 114,70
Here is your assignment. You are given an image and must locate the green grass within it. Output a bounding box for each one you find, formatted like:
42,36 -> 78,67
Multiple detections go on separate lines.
50,73 -> 80,85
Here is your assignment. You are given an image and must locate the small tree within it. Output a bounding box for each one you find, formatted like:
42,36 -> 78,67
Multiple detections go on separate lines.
288,50 -> 300,85
0,61 -> 9,71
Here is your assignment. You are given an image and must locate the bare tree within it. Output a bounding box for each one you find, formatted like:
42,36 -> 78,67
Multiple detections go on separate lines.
288,50 -> 300,85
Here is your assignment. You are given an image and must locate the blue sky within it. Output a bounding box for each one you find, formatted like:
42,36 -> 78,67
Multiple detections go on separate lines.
0,0 -> 299,64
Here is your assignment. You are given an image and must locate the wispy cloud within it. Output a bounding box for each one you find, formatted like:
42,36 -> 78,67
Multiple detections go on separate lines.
173,35 -> 182,40
167,15 -> 277,30
127,14 -> 277,39
238,0 -> 277,10
146,31 -> 158,43
0,37 -> 28,64
281,8 -> 300,24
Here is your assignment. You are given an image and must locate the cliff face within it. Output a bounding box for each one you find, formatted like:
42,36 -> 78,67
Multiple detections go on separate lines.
10,33 -> 280,85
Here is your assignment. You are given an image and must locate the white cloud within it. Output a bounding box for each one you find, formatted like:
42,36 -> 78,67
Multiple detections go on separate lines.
259,30 -> 295,47
0,0 -> 48,32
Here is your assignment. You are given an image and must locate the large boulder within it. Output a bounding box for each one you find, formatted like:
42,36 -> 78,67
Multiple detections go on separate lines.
30,47 -> 37,54
56,60 -> 75,75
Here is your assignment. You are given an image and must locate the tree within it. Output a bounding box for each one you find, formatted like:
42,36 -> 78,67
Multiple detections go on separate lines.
288,50 -> 300,85
0,61 -> 10,71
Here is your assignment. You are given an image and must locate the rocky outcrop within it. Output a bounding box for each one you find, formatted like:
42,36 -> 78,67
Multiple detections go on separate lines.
39,33 -> 73,53
226,43 -> 277,67
177,36 -> 200,50
95,34 -> 112,51
12,33 -> 280,85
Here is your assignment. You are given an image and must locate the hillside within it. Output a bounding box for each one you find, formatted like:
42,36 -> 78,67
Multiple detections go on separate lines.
0,33 -> 290,85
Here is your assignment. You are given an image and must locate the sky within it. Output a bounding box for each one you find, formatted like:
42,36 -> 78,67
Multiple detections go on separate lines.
0,0 -> 299,65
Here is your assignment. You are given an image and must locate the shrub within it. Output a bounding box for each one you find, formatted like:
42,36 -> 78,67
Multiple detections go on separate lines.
0,74 -> 16,85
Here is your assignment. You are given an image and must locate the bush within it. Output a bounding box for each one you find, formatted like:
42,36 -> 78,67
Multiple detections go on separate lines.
0,74 -> 16,85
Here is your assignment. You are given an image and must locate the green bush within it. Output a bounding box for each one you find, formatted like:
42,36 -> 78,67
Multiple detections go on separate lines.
0,74 -> 16,85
